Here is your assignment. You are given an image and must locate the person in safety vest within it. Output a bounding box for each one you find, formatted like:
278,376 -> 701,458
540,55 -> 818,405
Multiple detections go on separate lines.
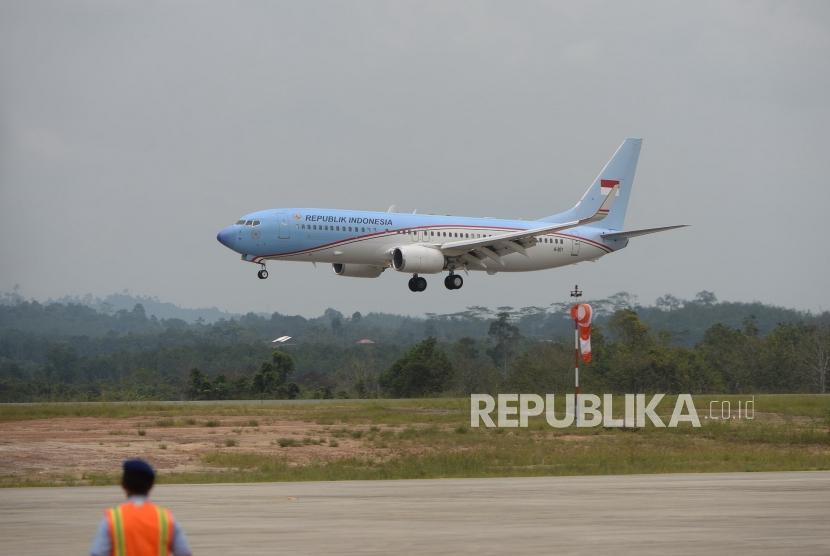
89,458 -> 192,556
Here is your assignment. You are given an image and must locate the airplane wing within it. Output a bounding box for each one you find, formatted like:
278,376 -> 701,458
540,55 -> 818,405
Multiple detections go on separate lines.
439,185 -> 619,268
601,225 -> 688,240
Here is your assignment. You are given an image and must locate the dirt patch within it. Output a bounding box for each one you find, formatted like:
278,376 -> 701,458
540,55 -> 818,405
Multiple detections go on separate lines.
0,417 -> 381,481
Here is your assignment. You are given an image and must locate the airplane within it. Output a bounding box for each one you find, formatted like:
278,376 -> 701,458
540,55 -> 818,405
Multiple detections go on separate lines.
216,138 -> 686,292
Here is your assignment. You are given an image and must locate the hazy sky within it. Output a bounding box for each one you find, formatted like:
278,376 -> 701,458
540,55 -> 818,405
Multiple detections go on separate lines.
2,1 -> 829,316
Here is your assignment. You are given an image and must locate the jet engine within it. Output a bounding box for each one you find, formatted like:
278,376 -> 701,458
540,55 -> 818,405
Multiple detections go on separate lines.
391,245 -> 446,274
332,263 -> 385,278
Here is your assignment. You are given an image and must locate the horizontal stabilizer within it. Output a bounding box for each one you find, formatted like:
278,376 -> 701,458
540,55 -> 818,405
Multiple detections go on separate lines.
601,225 -> 688,240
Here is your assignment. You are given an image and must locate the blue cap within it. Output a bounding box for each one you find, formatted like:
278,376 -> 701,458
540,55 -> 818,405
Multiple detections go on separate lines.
123,458 -> 155,479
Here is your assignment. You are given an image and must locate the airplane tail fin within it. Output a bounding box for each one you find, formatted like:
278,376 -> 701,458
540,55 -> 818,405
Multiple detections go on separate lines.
541,137 -> 642,231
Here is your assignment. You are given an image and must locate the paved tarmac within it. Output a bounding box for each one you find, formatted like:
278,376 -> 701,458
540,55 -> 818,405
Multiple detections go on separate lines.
2,471 -> 828,555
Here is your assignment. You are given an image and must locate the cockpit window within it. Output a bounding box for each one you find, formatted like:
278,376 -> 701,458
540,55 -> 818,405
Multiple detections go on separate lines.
245,220 -> 253,225
236,220 -> 245,225
253,220 -> 260,226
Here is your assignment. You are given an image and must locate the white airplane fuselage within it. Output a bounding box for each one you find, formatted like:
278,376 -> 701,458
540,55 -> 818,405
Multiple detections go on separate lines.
219,209 -> 619,271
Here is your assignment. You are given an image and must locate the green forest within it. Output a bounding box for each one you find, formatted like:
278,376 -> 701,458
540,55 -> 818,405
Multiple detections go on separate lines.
0,290 -> 827,401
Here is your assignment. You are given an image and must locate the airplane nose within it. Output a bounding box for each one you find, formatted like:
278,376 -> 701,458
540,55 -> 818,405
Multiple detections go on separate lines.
217,227 -> 233,248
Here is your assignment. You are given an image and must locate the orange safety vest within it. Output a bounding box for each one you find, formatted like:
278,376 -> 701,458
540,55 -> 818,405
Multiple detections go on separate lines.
106,501 -> 174,556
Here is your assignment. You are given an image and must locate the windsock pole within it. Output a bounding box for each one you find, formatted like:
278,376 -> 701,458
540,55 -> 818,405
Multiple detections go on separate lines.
570,284 -> 582,426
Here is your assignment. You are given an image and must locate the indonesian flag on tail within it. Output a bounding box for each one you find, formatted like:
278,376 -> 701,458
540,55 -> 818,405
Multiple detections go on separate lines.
600,179 -> 620,196
570,303 -> 593,363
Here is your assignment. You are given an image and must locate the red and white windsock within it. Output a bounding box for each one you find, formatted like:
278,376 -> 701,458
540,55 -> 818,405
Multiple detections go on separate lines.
570,303 -> 593,363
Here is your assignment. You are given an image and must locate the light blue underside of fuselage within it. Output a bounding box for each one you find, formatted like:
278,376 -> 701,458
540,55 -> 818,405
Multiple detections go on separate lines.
220,208 -> 626,270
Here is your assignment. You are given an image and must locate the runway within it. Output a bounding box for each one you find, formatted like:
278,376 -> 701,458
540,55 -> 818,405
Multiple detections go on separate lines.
2,471 -> 828,555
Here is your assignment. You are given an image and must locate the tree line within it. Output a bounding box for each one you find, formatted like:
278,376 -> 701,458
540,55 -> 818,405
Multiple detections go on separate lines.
0,292 -> 827,401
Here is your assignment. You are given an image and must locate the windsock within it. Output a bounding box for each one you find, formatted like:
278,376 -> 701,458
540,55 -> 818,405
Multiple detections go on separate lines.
570,303 -> 593,363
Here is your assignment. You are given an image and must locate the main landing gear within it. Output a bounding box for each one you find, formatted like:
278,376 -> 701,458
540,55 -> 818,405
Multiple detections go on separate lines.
257,263 -> 269,280
444,273 -> 463,290
408,275 -> 427,292
408,273 -> 464,292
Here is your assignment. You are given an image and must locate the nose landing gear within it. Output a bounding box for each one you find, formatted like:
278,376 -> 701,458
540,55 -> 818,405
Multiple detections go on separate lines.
257,263 -> 269,280
444,273 -> 463,290
408,275 -> 427,292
